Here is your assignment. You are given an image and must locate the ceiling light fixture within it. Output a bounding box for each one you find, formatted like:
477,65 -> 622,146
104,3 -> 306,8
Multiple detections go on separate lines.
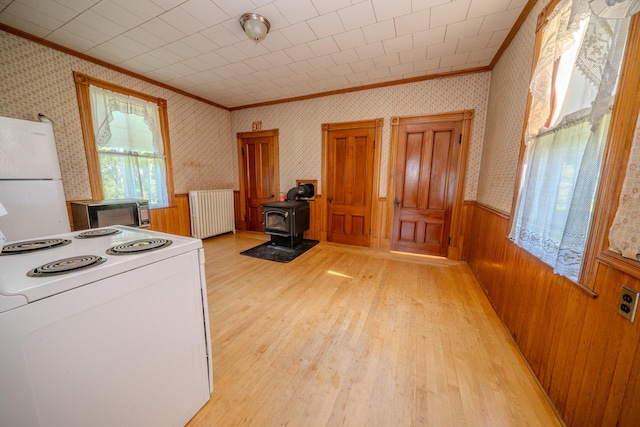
239,13 -> 270,42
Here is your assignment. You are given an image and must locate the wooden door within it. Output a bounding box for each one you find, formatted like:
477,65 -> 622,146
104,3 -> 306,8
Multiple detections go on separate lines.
326,126 -> 375,246
391,119 -> 462,256
237,130 -> 279,232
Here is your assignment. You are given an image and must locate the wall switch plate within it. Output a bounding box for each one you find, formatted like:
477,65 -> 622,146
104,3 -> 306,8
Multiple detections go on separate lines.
618,286 -> 638,322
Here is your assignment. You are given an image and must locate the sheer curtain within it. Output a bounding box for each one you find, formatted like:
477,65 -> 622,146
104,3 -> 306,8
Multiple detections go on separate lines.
510,0 -> 630,282
89,85 -> 168,208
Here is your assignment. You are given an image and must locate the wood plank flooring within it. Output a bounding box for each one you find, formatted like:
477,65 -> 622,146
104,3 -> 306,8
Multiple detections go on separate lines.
186,232 -> 562,427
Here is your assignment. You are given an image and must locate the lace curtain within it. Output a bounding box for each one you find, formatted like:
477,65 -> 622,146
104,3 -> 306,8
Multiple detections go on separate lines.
89,85 -> 168,208
526,0 -> 629,141
89,85 -> 163,153
510,0 -> 631,282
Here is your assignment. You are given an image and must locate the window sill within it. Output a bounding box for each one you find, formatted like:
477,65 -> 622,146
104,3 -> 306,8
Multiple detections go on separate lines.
567,276 -> 599,299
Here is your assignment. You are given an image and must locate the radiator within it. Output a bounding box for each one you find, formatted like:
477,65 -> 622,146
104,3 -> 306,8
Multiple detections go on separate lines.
189,189 -> 236,239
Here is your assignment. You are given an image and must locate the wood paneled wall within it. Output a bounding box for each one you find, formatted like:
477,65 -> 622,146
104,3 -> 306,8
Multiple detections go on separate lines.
148,193 -> 191,236
303,195 -> 322,241
465,202 -> 640,427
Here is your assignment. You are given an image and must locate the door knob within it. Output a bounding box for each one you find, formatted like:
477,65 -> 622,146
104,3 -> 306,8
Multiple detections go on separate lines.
327,197 -> 333,203
394,198 -> 400,208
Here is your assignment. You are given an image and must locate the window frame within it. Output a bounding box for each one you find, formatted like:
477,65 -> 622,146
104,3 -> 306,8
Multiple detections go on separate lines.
74,71 -> 175,208
510,0 -> 561,223
584,13 -> 640,286
510,1 -> 640,293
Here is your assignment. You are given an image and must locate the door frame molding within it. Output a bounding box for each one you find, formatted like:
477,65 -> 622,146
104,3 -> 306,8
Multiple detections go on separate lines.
321,118 -> 384,246
236,129 -> 280,231
386,110 -> 474,259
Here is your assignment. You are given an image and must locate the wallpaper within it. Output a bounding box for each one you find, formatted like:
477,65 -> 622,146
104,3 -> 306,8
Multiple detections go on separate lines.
475,0 -> 545,213
2,28 -> 490,203
231,72 -> 491,199
609,112 -> 640,260
0,30 -> 233,200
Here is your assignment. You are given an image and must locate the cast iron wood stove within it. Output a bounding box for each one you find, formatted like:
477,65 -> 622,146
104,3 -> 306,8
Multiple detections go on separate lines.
262,184 -> 314,249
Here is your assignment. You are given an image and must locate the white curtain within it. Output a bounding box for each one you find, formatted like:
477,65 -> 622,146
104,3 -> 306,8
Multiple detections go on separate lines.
89,85 -> 168,208
526,0 -> 629,140
510,0 -> 630,282
511,110 -> 611,279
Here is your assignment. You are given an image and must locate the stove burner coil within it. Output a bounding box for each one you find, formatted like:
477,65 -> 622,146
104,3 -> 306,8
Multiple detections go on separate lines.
106,238 -> 172,255
27,255 -> 107,277
75,228 -> 122,239
1,239 -> 72,255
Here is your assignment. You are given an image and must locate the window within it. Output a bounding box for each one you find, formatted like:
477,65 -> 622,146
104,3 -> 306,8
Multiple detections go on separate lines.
509,0 -> 631,282
74,72 -> 174,208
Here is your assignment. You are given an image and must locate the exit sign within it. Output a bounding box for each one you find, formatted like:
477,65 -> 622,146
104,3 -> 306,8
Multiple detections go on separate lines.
252,121 -> 262,131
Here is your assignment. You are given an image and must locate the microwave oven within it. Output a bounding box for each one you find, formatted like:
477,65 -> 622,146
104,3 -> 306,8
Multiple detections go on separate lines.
70,199 -> 150,230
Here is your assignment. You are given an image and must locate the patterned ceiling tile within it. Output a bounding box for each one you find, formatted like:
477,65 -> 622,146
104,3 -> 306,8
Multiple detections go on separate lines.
0,0 -> 526,108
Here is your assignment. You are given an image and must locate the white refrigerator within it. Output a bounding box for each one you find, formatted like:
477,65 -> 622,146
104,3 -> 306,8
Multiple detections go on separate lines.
0,116 -> 71,242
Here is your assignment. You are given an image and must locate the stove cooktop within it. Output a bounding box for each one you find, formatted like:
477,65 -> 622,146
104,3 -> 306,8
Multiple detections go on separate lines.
106,238 -> 173,255
27,255 -> 108,277
0,226 -> 203,311
1,238 -> 72,255
75,228 -> 122,239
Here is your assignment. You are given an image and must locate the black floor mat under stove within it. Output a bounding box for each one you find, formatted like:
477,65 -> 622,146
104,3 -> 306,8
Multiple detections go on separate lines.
240,240 -> 319,263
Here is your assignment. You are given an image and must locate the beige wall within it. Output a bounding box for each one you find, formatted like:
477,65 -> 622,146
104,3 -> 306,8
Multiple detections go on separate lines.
2,28 -> 491,204
475,1 -> 544,213
231,72 -> 491,199
0,30 -> 233,201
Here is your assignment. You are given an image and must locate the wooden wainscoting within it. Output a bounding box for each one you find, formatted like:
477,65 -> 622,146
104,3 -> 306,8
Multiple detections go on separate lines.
465,202 -> 640,427
304,195 -> 322,241
374,196 -> 389,250
148,193 -> 191,236
233,190 -> 243,231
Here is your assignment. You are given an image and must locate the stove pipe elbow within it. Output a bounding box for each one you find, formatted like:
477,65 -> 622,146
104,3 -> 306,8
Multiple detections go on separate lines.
286,184 -> 314,202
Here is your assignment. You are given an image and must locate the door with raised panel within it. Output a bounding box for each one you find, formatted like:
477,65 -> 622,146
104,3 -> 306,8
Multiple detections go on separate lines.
391,119 -> 462,256
325,124 -> 375,247
238,129 -> 279,232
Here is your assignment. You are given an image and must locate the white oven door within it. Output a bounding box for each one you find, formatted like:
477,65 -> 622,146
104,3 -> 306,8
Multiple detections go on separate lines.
0,250 -> 210,427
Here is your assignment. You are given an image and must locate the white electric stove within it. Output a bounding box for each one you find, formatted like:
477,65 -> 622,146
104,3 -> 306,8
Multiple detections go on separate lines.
0,226 -> 213,427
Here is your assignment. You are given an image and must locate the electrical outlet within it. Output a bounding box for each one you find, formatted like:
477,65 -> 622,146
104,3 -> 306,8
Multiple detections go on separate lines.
618,286 -> 638,322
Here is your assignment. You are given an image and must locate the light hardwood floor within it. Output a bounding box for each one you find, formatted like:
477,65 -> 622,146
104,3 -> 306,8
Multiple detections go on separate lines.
186,232 -> 562,427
